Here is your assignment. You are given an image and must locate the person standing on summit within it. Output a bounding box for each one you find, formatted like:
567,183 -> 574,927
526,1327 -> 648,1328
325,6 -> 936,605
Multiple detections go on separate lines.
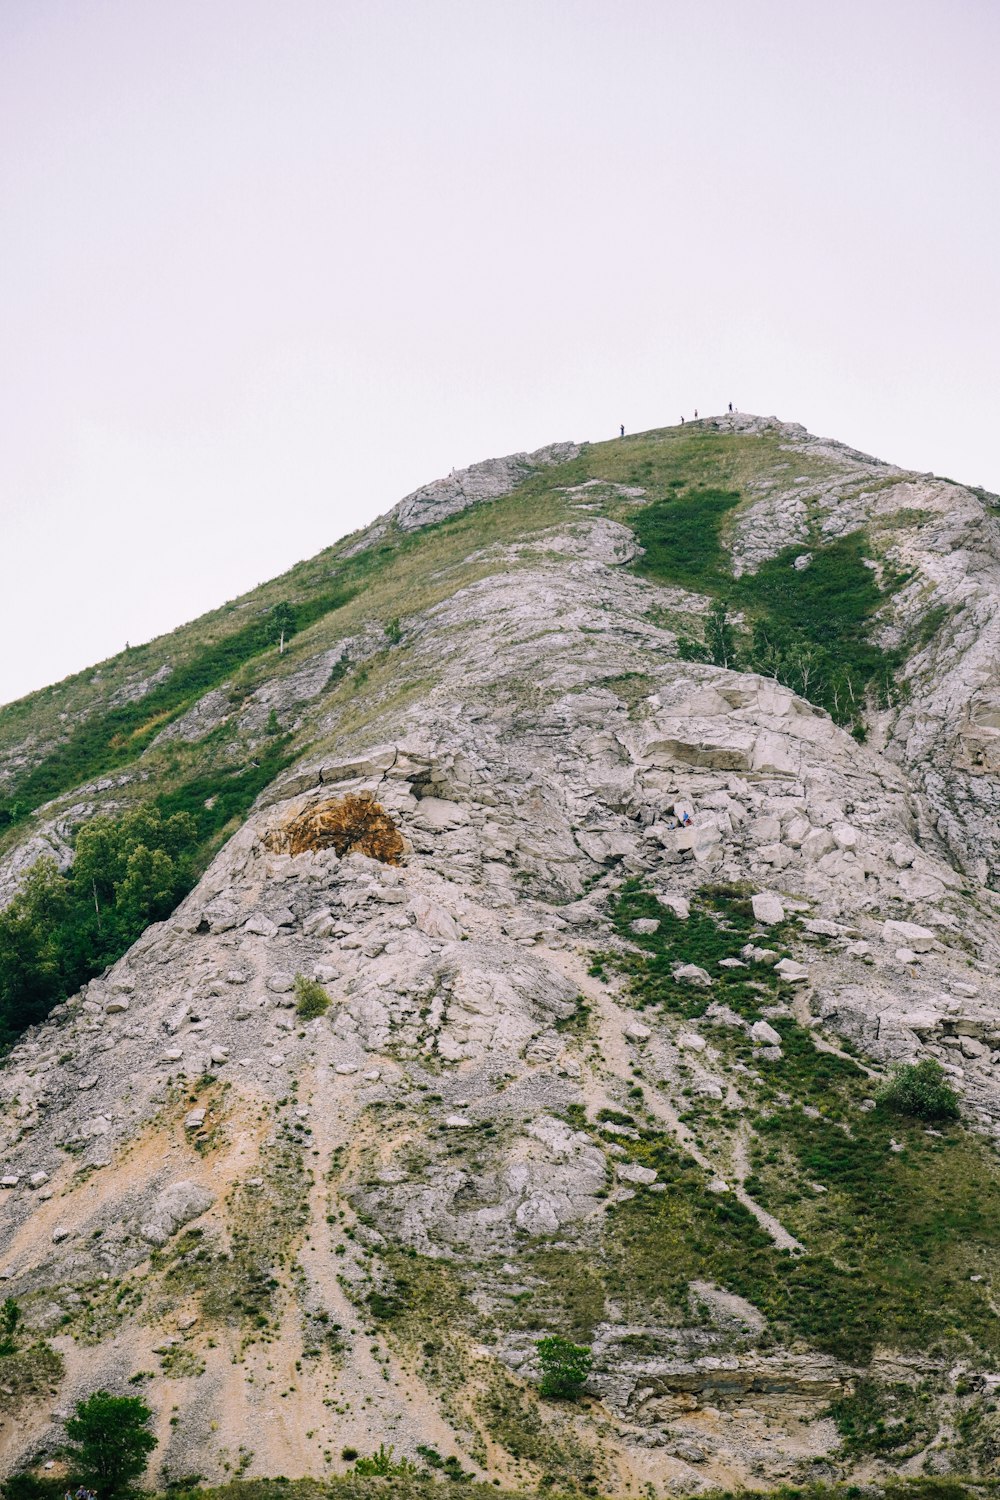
620,423 -> 625,437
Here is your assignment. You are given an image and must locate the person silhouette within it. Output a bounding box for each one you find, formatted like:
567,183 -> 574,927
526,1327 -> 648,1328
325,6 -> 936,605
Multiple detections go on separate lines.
728,402 -> 733,413
620,423 -> 625,437
694,408 -> 698,419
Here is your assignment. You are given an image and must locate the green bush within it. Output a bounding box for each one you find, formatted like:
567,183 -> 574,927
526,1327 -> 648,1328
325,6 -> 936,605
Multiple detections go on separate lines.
64,1389 -> 157,1497
0,1297 -> 20,1356
877,1059 -> 960,1121
827,1378 -> 933,1456
535,1335 -> 593,1399
353,1444 -> 416,1476
293,975 -> 331,1020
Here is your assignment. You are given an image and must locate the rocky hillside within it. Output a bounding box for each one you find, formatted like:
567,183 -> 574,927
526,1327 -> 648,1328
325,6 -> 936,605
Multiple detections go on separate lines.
3,413 -> 1000,1493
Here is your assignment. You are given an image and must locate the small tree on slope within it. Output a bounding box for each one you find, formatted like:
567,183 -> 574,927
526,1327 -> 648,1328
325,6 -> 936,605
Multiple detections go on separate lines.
64,1392 -> 156,1498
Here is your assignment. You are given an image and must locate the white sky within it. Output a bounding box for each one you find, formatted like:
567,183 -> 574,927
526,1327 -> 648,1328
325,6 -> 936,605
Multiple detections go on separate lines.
1,0 -> 998,707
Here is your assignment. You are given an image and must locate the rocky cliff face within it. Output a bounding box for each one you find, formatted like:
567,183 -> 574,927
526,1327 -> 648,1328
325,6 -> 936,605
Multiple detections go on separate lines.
3,415 -> 1000,1492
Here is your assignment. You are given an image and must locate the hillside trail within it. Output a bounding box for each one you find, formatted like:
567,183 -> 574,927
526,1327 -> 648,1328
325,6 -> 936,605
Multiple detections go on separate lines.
790,988 -> 881,1078
294,1059 -> 483,1470
545,947 -> 805,1254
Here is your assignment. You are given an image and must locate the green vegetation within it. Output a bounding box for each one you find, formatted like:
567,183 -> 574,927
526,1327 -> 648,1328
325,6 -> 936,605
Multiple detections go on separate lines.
2,1469 -> 992,1500
478,1369 -> 599,1489
0,808 -> 195,1044
353,1447 -> 416,1478
151,734 -> 296,843
0,1296 -> 21,1355
0,1296 -> 63,1421
607,878 -> 780,1019
631,486 -> 742,593
293,974 -> 331,1020
64,1390 -> 157,1497
0,597 -> 343,828
635,488 -> 903,732
877,1058 -> 961,1121
594,883 -> 1000,1365
0,729 -> 297,1048
827,1379 -> 935,1456
161,1129 -> 309,1342
535,1336 -> 593,1399
415,1447 -> 474,1482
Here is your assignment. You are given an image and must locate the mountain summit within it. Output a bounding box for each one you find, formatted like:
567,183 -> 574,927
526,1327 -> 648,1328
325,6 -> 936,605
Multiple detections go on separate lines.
3,414 -> 1000,1491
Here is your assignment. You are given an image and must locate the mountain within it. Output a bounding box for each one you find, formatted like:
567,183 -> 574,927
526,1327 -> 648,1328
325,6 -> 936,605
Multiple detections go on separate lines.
3,413 -> 1000,1494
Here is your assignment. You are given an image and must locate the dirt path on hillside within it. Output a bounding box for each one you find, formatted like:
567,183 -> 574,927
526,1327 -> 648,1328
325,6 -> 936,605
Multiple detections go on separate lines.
545,947 -> 805,1253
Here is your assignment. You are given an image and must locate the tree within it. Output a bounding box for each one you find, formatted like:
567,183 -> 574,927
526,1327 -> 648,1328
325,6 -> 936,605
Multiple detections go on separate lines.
64,1391 -> 156,1497
536,1335 -> 593,1399
678,602 -> 740,670
0,1296 -> 21,1355
270,601 -> 297,654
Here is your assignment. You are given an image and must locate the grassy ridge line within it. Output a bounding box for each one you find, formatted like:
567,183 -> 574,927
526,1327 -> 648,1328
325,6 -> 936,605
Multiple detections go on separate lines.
0,589 -> 352,825
0,422 -> 921,847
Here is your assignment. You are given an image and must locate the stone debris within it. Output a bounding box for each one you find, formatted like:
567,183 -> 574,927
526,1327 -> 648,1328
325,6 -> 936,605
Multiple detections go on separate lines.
3,416 -> 1000,1485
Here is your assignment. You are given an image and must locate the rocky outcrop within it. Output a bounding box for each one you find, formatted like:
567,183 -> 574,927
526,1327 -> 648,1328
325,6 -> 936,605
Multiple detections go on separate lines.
2,416 -> 1000,1491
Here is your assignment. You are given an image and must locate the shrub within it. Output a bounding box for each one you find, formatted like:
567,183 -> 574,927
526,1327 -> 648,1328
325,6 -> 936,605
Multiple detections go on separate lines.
353,1444 -> 416,1476
0,808 -> 198,1044
293,975 -> 331,1020
536,1335 -> 593,1399
877,1059 -> 960,1121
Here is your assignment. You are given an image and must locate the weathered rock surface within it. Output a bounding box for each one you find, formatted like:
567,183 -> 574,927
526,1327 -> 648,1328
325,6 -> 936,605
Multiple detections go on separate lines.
2,415 -> 1000,1491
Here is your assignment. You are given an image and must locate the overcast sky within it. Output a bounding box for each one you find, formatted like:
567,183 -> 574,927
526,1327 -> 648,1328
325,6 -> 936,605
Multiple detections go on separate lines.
1,0 -> 998,706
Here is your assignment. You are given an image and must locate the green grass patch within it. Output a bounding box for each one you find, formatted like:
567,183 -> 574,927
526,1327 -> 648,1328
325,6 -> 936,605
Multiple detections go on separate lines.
1,594 -> 348,826
827,1378 -> 935,1456
633,484 -> 904,731
607,879 -> 789,1019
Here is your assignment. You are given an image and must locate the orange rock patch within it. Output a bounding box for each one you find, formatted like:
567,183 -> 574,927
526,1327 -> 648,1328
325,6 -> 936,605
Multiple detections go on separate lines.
265,792 -> 405,864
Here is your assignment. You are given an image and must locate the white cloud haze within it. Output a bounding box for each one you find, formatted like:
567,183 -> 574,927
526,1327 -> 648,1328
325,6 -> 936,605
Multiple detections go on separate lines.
1,0 -> 998,704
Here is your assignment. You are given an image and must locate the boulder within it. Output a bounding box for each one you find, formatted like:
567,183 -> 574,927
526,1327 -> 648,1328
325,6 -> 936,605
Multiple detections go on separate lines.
140,1181 -> 216,1247
245,913 -> 278,938
674,963 -> 712,987
658,893 -> 690,920
617,1163 -> 658,1186
266,971 -> 296,994
882,919 -> 935,953
751,1020 -> 782,1047
624,1020 -> 652,1042
751,892 -> 785,926
409,895 -> 462,941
